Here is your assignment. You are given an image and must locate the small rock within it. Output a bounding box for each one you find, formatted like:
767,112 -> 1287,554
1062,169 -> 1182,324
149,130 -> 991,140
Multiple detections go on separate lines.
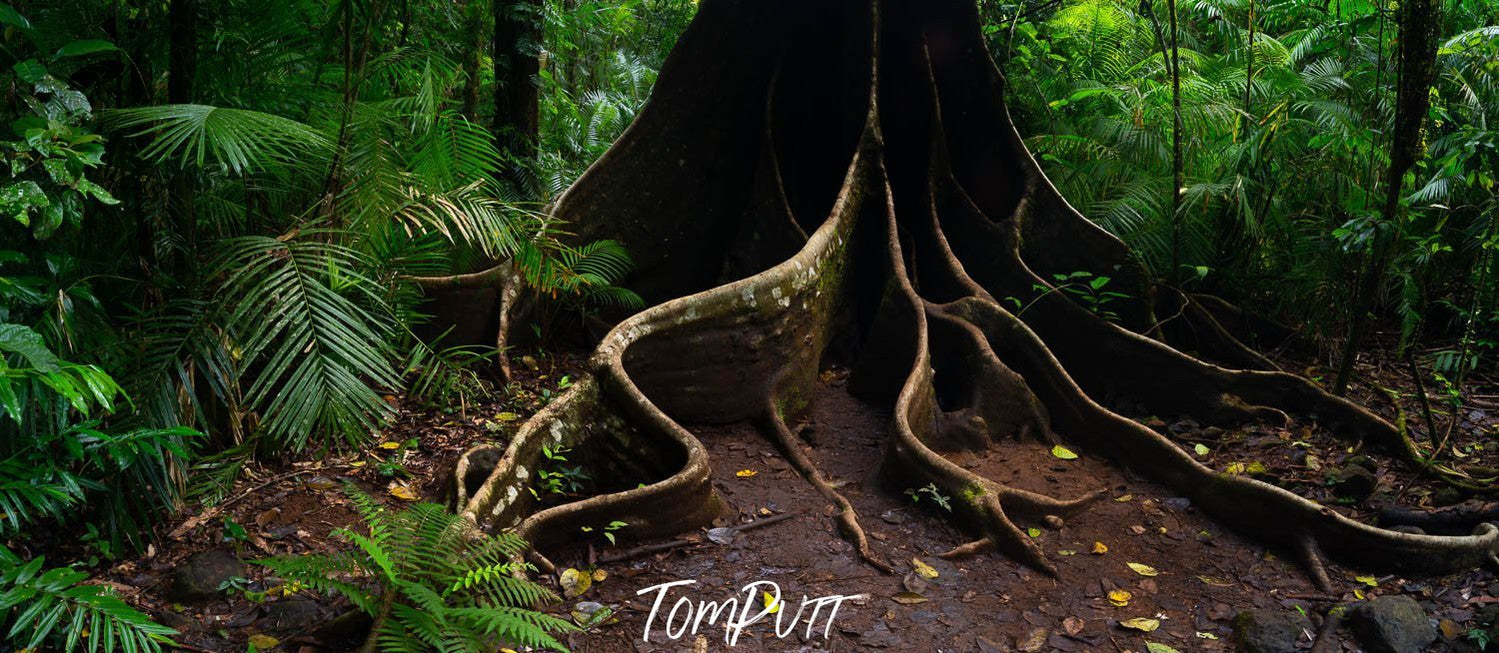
1202,426 -> 1225,438
1042,515 -> 1065,529
1233,608 -> 1312,653
1169,418 -> 1200,434
1346,455 -> 1379,472
1164,497 -> 1192,512
154,610 -> 196,632
262,599 -> 322,633
168,549 -> 243,602
880,510 -> 908,525
1432,487 -> 1468,507
1331,465 -> 1378,501
571,601 -> 611,627
1350,595 -> 1437,653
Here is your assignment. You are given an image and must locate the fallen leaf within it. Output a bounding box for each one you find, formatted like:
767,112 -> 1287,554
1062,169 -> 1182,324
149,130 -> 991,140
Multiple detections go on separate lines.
1051,444 -> 1079,460
1063,616 -> 1084,635
911,558 -> 939,579
1120,617 -> 1160,632
559,568 -> 592,598
1114,494 -> 1133,502
1196,632 -> 1219,640
1058,549 -> 1077,556
1226,462 -> 1246,475
1108,589 -> 1132,606
1355,574 -> 1378,587
497,411 -> 519,421
892,591 -> 928,604
387,484 -> 418,501
1246,461 -> 1268,475
378,441 -> 400,450
1127,562 -> 1160,577
1128,525 -> 1147,535
1092,541 -> 1108,554
1354,588 -> 1366,600
248,634 -> 279,649
763,591 -> 781,613
1440,619 -> 1462,640
349,460 -> 366,468
591,569 -> 608,583
1193,443 -> 1210,456
706,527 -> 736,545
1145,642 -> 1181,653
758,507 -> 772,516
735,469 -> 758,477
1197,576 -> 1233,587
1026,527 -> 1042,538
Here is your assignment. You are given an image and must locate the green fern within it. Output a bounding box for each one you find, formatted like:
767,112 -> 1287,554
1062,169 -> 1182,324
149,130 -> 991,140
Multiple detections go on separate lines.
258,485 -> 576,652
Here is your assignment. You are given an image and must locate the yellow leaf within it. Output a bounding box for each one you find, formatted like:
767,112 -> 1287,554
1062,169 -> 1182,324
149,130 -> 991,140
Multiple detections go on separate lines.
1058,549 -> 1077,556
911,558 -> 939,579
1120,617 -> 1160,632
592,569 -> 608,582
248,634 -> 279,650
1196,632 -> 1219,640
1356,574 -> 1378,587
378,441 -> 400,450
1107,589 -> 1132,606
1114,494 -> 1133,502
1052,444 -> 1079,460
560,568 -> 592,598
1145,642 -> 1182,653
1226,462 -> 1247,475
1127,562 -> 1159,577
735,469 -> 758,477
497,412 -> 519,422
1197,576 -> 1233,587
1246,461 -> 1268,475
1193,443 -> 1210,456
1092,541 -> 1109,554
763,591 -> 781,613
349,460 -> 366,468
1026,527 -> 1042,537
388,484 -> 418,501
1354,588 -> 1366,600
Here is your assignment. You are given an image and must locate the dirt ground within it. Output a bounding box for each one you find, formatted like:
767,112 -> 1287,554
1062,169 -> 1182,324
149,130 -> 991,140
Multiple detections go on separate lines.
90,341 -> 1499,652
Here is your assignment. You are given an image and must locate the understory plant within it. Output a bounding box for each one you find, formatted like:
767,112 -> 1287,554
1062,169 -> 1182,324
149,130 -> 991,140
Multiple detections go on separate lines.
258,486 -> 576,652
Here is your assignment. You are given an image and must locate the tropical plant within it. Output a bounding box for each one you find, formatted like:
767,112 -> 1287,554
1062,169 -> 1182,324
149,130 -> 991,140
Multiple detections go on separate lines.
258,486 -> 576,652
0,544 -> 178,653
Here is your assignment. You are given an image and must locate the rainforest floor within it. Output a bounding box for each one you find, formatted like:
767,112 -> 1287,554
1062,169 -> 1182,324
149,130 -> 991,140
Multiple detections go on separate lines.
82,336 -> 1499,652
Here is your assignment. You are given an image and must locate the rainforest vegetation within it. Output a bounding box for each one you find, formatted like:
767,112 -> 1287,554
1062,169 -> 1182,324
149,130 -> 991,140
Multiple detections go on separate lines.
1,0 -> 1497,651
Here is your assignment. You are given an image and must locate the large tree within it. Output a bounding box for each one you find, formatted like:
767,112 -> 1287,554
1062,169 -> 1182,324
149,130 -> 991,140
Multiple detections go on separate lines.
450,0 -> 1498,585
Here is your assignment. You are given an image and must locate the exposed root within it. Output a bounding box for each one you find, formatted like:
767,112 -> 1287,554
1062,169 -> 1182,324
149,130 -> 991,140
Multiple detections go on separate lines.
1296,533 -> 1334,594
762,402 -> 894,574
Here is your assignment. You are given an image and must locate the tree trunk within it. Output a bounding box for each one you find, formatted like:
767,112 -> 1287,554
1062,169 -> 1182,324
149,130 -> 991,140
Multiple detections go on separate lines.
493,0 -> 542,164
452,0 -> 1498,582
168,0 -> 198,257
460,0 -> 487,122
1332,0 -> 1442,395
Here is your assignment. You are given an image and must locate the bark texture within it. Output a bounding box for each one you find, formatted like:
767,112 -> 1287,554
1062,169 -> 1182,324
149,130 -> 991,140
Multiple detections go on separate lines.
453,0 -> 1499,579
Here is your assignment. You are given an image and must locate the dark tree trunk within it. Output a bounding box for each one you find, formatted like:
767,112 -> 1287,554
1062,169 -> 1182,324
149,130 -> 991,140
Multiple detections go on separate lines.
450,0 -> 1498,585
1333,0 -> 1442,395
493,0 -> 542,164
460,0 -> 487,121
168,0 -> 198,256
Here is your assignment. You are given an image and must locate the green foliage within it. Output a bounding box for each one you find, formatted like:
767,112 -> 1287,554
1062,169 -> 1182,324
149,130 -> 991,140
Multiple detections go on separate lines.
258,486 -> 576,652
992,0 -> 1499,373
0,544 -> 177,653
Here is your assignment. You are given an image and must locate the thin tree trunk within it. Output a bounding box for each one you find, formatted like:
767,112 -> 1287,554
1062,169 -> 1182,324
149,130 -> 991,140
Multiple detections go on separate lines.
1243,0 -> 1254,116
1168,0 -> 1184,281
494,0 -> 542,168
460,0 -> 488,121
1332,0 -> 1442,395
168,0 -> 198,258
